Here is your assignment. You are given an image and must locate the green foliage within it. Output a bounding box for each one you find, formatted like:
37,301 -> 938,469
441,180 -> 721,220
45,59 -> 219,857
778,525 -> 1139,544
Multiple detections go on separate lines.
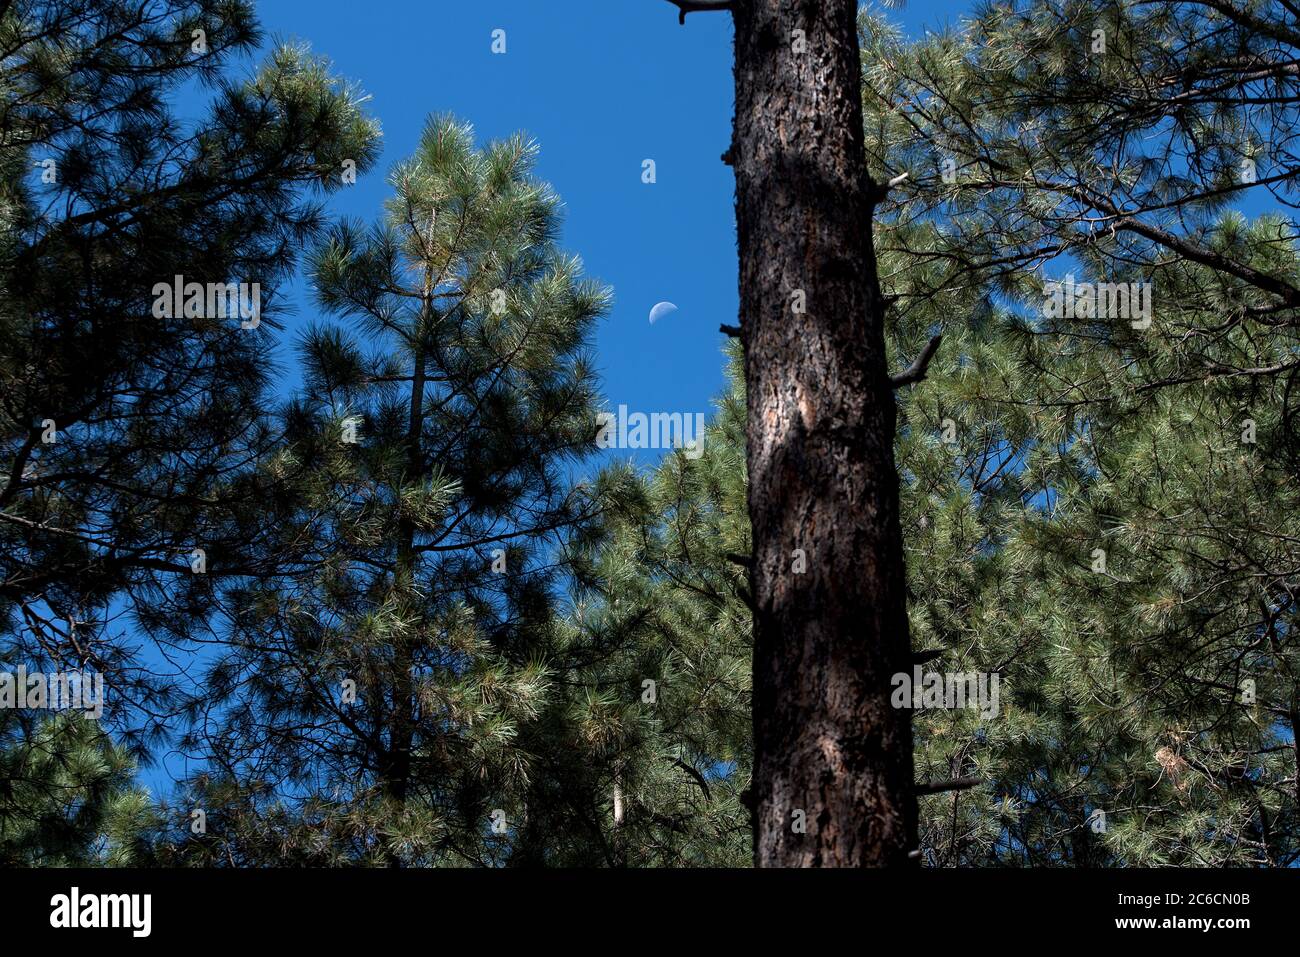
512,346 -> 752,866
0,0 -> 380,861
8,0 -> 1300,870
860,0 -> 1300,865
163,115 -> 611,866
0,711 -> 145,865
0,0 -> 382,751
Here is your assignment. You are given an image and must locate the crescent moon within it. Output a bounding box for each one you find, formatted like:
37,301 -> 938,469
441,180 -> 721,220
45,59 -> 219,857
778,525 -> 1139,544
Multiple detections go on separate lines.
648,301 -> 679,325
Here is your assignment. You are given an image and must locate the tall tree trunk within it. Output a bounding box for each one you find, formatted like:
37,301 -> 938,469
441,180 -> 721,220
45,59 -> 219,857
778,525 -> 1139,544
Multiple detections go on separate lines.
730,0 -> 917,866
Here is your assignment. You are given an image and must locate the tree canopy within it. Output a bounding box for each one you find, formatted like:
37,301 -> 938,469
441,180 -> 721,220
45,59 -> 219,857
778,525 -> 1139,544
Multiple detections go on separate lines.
4,0 -> 1300,869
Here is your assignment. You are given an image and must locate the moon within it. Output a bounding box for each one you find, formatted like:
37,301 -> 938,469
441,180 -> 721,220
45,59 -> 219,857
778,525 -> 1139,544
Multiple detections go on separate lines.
648,301 -> 679,325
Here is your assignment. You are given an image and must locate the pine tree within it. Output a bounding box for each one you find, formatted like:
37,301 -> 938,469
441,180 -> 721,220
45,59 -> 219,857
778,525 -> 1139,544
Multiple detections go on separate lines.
0,0 -> 380,766
558,0 -> 1300,866
9,0 -> 1297,872
162,116 -> 612,867
855,0 -> 1300,864
661,0 -> 920,869
510,345 -> 753,866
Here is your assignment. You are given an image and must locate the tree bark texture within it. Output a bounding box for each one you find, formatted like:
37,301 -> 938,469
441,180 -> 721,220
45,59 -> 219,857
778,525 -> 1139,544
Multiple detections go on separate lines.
731,0 -> 918,867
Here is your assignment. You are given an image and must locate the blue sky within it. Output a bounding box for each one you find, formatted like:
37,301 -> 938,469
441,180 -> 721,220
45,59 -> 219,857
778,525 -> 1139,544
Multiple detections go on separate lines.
243,0 -> 955,452
259,0 -> 740,446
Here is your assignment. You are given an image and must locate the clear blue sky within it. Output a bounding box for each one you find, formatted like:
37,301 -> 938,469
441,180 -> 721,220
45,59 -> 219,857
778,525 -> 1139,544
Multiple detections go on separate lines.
246,0 -> 954,448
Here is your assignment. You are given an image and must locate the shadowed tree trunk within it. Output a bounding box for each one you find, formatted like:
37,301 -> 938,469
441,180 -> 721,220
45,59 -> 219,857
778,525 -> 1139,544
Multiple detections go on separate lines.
670,0 -> 918,866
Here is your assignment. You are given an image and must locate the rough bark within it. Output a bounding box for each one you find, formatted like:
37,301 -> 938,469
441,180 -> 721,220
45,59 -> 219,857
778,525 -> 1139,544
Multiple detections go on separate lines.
729,0 -> 918,866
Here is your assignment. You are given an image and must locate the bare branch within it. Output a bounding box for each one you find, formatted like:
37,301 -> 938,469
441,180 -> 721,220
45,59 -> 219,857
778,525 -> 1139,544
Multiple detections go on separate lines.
664,0 -> 735,24
916,776 -> 982,796
890,334 -> 943,388
720,323 -> 743,338
867,170 -> 910,207
671,758 -> 713,800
